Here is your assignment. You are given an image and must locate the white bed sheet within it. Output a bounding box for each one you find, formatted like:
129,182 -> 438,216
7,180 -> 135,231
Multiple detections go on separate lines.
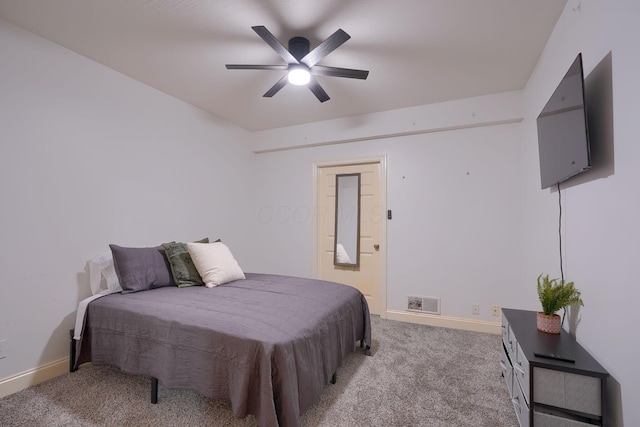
73,292 -> 112,340
74,253 -> 122,340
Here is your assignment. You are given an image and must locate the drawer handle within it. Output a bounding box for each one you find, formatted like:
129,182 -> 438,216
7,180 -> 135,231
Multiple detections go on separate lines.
511,395 -> 520,410
513,363 -> 525,376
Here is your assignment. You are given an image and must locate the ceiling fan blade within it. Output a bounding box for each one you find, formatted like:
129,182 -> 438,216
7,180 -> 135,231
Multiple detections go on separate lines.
252,26 -> 298,64
311,65 -> 369,80
308,79 -> 330,102
263,74 -> 289,98
301,29 -> 350,67
226,64 -> 288,70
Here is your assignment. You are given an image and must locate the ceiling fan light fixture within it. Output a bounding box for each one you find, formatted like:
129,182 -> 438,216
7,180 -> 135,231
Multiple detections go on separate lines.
288,65 -> 310,86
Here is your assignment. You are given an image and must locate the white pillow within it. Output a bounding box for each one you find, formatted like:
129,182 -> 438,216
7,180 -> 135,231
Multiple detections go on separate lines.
187,242 -> 245,288
88,253 -> 122,295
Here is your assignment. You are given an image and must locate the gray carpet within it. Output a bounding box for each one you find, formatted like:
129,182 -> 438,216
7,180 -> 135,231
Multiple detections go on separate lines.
0,317 -> 518,426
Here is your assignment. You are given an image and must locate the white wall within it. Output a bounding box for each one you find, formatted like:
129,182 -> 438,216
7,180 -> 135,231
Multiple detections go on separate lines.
0,18 -> 254,382
249,92 -> 523,323
519,1 -> 640,425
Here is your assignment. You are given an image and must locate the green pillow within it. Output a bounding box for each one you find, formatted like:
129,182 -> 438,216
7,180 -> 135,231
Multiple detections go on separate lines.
163,238 -> 209,287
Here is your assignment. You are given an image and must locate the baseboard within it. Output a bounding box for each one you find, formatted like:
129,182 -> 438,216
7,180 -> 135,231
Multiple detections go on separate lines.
386,310 -> 501,335
0,357 -> 69,398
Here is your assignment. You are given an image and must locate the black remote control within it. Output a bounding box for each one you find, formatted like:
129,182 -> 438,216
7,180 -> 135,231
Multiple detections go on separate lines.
534,352 -> 575,363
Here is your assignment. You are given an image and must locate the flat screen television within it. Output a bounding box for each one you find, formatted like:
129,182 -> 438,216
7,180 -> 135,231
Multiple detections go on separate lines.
536,53 -> 591,189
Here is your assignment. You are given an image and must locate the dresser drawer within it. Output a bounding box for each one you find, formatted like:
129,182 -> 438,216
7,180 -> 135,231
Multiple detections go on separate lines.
503,324 -> 518,362
512,372 -> 530,427
533,368 -> 602,416
533,409 -> 596,427
514,341 -> 530,404
500,346 -> 514,398
502,314 -> 510,348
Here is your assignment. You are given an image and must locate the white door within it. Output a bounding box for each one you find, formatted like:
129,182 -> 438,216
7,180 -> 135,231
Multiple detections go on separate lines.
316,160 -> 385,315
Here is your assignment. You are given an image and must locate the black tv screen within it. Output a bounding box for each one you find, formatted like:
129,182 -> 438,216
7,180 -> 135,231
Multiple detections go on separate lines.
536,53 -> 591,189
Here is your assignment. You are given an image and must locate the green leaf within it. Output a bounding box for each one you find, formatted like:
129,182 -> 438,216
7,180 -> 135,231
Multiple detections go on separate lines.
537,273 -> 584,315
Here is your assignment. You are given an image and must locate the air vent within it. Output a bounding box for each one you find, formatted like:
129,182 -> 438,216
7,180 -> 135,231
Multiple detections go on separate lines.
407,295 -> 441,315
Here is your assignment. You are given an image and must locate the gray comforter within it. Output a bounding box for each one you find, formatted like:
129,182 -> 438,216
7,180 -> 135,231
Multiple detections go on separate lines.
75,273 -> 371,427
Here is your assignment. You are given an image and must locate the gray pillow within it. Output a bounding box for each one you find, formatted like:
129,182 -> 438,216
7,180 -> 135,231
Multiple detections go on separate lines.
109,244 -> 176,293
162,237 -> 210,288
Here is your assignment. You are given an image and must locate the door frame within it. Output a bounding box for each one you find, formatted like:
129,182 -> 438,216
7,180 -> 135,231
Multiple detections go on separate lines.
313,156 -> 387,318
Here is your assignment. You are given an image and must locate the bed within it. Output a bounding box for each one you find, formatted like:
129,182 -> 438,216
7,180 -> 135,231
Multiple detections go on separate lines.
73,272 -> 371,427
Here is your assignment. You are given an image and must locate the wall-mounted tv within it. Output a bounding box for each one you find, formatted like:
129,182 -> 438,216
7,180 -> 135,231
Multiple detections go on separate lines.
537,53 -> 591,189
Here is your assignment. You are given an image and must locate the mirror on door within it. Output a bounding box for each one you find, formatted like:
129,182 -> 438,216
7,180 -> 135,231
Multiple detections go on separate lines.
334,173 -> 360,267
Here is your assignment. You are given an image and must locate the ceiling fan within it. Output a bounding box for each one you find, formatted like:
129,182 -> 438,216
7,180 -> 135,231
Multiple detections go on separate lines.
225,26 -> 369,102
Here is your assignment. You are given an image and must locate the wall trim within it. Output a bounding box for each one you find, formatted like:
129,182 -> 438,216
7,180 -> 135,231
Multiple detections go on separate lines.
387,309 -> 501,335
253,118 -> 522,154
0,357 -> 69,398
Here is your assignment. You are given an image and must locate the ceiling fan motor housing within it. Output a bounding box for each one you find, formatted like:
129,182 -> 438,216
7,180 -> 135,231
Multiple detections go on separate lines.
288,37 -> 310,61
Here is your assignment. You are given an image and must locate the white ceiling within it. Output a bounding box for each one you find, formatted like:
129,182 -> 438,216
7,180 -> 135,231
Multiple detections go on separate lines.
0,0 -> 566,131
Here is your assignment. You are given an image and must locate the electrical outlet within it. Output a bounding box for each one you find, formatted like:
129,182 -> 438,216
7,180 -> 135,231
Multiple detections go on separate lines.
491,305 -> 500,317
0,339 -> 6,360
472,304 -> 480,315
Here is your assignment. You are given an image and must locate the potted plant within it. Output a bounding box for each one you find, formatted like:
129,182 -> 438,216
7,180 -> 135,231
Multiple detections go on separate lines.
536,274 -> 584,334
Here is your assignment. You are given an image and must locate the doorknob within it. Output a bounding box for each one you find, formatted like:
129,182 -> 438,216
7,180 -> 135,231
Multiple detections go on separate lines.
374,243 -> 380,251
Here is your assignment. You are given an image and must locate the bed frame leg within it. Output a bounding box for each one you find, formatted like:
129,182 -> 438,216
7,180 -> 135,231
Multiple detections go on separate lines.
69,329 -> 77,373
151,377 -> 158,404
359,339 -> 372,356
331,372 -> 337,384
